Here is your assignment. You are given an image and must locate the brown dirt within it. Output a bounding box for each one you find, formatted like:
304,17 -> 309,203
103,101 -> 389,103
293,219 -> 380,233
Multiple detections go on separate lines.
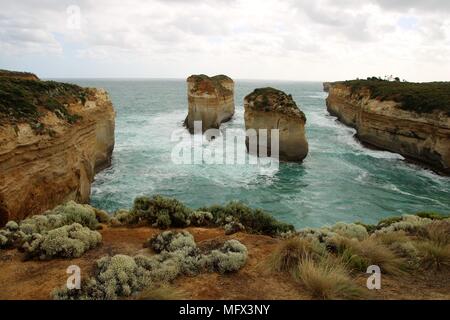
0,225 -> 448,300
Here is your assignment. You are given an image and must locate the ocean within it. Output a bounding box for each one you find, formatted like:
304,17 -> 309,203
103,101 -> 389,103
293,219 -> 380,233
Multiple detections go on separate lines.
60,79 -> 450,229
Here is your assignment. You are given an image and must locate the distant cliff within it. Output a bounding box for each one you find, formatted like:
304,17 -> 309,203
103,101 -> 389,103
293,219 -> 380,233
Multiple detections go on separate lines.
325,80 -> 450,174
244,87 -> 308,162
184,74 -> 234,133
0,71 -> 115,224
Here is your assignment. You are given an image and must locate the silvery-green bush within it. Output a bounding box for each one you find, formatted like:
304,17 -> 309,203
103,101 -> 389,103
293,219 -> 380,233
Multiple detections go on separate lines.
54,230 -> 248,300
23,223 -> 101,260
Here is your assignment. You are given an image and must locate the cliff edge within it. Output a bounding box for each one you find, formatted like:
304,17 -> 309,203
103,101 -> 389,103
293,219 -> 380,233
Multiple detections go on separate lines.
325,80 -> 450,174
0,71 -> 115,225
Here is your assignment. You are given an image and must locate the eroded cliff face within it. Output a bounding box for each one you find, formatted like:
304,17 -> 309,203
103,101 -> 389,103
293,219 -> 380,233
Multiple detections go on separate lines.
185,74 -> 234,133
0,77 -> 115,224
326,83 -> 450,174
244,88 -> 308,162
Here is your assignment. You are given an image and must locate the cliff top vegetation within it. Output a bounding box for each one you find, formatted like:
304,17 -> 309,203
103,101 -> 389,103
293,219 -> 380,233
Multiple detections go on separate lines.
0,71 -> 90,131
245,87 -> 306,120
187,74 -> 233,96
338,79 -> 450,115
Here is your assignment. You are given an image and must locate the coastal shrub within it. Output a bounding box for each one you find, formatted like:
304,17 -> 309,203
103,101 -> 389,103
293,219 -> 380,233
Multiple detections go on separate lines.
93,208 -> 110,223
0,76 -> 86,127
19,201 -> 98,235
202,240 -> 248,273
200,201 -> 294,236
375,215 -> 433,234
53,254 -> 151,300
296,257 -> 364,300
342,80 -> 450,115
330,222 -> 368,241
267,237 -> 325,273
54,230 -> 248,300
0,233 -> 8,247
149,231 -> 197,254
111,209 -> 134,225
131,195 -> 193,228
23,223 -> 101,260
5,221 -> 19,232
415,212 -> 449,221
224,221 -> 245,235
190,211 -> 213,227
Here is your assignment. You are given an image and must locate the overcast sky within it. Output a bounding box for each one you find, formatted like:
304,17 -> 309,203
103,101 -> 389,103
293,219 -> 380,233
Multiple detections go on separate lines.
1,0 -> 449,81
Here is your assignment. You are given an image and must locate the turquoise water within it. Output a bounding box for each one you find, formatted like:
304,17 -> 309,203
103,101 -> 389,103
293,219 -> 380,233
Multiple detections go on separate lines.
63,79 -> 450,229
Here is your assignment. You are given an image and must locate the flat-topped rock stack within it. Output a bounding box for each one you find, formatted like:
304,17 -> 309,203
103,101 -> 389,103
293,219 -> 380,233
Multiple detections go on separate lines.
244,87 -> 308,162
185,74 -> 235,133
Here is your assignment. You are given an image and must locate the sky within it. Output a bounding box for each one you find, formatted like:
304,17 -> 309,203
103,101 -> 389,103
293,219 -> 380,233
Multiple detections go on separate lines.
1,0 -> 450,81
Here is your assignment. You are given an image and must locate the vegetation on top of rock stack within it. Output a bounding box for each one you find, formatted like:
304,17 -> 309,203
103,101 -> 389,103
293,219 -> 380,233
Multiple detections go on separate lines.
110,195 -> 294,237
338,79 -> 450,115
188,74 -> 233,97
245,87 -> 306,121
0,71 -> 89,130
0,69 -> 39,80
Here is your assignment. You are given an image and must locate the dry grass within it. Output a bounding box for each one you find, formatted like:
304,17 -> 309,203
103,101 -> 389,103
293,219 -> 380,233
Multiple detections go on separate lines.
422,220 -> 450,246
333,237 -> 405,275
267,237 -> 324,274
374,231 -> 410,246
137,284 -> 188,300
295,257 -> 365,300
416,241 -> 450,271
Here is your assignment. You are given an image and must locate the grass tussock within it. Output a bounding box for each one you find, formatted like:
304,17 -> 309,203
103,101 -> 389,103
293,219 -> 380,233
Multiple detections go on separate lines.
267,237 -> 324,273
332,237 -> 405,275
421,220 -> 450,246
295,257 -> 365,300
415,241 -> 450,271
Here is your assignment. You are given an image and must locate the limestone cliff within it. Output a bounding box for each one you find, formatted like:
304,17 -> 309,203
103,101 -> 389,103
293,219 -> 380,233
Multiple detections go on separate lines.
244,88 -> 308,162
184,74 -> 234,133
325,82 -> 450,174
0,72 -> 115,224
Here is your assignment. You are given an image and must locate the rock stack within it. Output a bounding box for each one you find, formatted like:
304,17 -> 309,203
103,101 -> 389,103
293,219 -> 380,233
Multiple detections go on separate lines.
185,74 -> 235,133
244,87 -> 308,162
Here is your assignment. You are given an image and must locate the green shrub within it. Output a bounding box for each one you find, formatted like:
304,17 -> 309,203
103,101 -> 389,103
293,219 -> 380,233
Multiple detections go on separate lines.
0,75 -> 86,127
149,231 -> 197,254
190,211 -> 213,227
132,195 -> 193,228
19,201 -> 98,235
54,230 -> 248,300
202,240 -> 248,273
24,223 -> 101,260
200,201 -> 294,236
330,222 -> 368,241
54,254 -> 150,300
341,80 -> 450,115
